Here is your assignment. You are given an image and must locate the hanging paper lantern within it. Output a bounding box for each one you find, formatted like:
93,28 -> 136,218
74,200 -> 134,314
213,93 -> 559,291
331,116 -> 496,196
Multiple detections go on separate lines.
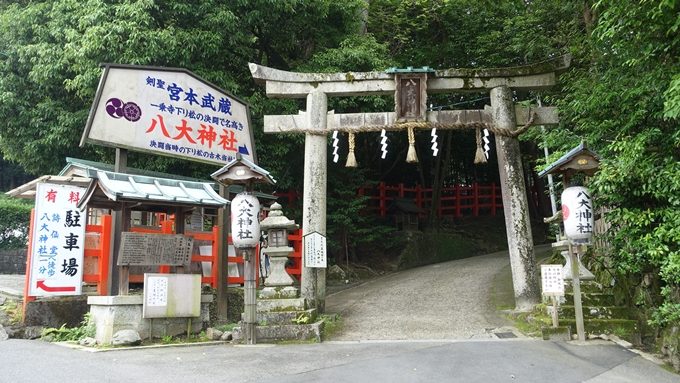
231,192 -> 261,248
561,186 -> 594,243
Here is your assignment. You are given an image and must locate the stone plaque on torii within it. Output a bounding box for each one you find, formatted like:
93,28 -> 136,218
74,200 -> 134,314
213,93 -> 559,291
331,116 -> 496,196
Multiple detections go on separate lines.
250,55 -> 569,312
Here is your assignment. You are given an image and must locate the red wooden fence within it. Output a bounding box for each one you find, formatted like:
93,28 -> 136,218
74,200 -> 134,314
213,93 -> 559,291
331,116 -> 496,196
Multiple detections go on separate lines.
275,183 -> 503,218
359,182 -> 503,218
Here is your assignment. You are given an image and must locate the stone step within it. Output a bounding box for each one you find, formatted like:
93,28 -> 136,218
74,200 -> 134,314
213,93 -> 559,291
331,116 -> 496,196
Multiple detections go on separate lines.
565,281 -> 605,294
243,309 -> 317,325
256,298 -> 306,312
559,318 -> 638,339
563,292 -> 616,306
233,320 -> 324,343
556,305 -> 631,320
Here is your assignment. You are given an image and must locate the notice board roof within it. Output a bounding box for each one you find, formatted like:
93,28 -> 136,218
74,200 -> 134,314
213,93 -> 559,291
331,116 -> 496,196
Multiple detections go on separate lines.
78,169 -> 228,210
5,175 -> 92,199
538,141 -> 601,178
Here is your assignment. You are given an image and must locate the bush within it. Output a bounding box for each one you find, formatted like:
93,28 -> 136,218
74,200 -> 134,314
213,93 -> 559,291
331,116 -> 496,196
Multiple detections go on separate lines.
0,196 -> 32,249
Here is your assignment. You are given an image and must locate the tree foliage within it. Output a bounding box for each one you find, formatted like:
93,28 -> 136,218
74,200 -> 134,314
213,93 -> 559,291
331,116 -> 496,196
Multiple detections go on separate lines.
539,0 -> 680,326
0,195 -> 32,249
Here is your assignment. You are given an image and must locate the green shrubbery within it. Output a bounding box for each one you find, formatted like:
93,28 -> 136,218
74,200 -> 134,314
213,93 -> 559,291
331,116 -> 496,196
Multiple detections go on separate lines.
0,196 -> 32,250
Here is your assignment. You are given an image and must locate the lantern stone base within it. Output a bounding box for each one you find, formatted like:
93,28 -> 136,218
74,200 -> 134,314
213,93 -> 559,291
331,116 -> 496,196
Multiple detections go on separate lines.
258,286 -> 299,299
233,288 -> 324,343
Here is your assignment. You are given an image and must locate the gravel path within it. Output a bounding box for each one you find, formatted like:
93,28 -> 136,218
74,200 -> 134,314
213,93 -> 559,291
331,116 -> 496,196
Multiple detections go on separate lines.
325,250 -> 516,341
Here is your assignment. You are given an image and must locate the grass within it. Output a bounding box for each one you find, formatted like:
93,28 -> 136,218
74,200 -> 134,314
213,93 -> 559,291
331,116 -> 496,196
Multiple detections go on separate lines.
0,299 -> 22,325
320,313 -> 342,340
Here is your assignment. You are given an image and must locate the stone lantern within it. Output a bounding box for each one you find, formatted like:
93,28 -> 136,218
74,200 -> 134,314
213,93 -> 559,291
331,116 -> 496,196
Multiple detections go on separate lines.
259,202 -> 299,299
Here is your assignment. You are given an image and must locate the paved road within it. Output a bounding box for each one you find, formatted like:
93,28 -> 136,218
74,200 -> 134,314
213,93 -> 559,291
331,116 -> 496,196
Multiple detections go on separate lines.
326,249 -> 520,340
1,338 -> 678,382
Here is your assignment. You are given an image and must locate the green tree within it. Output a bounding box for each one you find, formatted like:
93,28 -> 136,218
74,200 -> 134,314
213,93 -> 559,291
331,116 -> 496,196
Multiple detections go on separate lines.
539,0 -> 680,326
0,0 -> 363,176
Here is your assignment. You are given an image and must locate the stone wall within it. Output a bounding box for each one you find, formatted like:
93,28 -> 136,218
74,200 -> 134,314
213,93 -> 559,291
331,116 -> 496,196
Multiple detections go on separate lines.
0,249 -> 26,274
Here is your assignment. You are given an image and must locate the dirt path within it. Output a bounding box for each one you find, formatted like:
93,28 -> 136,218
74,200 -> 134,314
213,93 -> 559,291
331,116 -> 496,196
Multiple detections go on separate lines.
325,249 -> 519,341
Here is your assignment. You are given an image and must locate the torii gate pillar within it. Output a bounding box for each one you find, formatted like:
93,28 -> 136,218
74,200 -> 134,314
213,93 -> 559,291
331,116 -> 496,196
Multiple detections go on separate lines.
491,86 -> 540,310
301,89 -> 328,311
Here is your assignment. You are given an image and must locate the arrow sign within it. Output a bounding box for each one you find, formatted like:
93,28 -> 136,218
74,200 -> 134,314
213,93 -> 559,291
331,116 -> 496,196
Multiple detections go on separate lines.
36,280 -> 76,293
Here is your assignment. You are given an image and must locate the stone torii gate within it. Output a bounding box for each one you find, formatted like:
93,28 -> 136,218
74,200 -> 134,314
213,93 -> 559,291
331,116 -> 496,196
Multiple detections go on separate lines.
250,56 -> 569,312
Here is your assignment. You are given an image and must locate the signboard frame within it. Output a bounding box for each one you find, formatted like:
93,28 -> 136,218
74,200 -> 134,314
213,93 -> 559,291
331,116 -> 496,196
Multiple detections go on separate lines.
142,273 -> 201,318
28,183 -> 87,297
541,264 -> 565,296
303,231 -> 327,268
80,63 -> 257,165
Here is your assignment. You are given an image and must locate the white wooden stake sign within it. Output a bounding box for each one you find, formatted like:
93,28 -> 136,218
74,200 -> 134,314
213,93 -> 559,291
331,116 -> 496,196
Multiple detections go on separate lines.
541,264 -> 565,327
303,232 -> 327,268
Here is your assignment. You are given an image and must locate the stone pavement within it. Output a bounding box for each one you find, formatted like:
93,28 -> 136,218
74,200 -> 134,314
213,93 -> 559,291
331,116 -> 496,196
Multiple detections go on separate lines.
325,247 -> 550,340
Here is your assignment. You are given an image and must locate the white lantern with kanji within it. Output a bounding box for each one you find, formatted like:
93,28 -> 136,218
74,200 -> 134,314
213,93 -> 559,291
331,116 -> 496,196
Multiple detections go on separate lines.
561,186 -> 594,243
231,192 -> 261,248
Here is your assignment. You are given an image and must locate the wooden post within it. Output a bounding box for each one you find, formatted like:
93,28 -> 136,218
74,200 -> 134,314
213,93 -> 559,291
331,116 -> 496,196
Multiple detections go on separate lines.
175,207 -> 185,274
118,203 -> 131,295
243,248 -> 257,344
110,148 -> 127,295
491,86 -> 540,311
570,244 -> 586,342
551,295 -> 560,328
216,184 -> 229,322
300,89 -> 328,312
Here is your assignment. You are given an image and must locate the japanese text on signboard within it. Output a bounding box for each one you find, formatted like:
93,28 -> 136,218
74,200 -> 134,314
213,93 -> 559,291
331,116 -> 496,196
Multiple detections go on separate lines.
83,66 -> 255,166
230,193 -> 260,248
541,264 -> 565,296
29,183 -> 86,296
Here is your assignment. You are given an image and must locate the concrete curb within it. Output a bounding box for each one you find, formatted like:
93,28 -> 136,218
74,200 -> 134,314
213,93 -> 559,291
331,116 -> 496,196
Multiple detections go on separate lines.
606,334 -> 667,366
53,340 -> 227,352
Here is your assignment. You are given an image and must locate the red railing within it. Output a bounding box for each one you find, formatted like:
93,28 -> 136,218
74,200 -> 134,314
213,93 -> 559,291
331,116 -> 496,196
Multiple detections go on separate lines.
23,211 -> 302,306
275,183 -> 502,218
83,214 -> 112,295
359,182 -> 502,218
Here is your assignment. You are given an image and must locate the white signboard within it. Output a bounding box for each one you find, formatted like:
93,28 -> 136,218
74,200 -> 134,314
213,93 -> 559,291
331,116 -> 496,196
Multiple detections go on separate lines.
541,264 -> 565,296
303,232 -> 327,268
142,274 -> 201,318
231,192 -> 261,248
81,64 -> 256,165
145,276 -> 169,307
561,186 -> 594,243
28,183 -> 86,296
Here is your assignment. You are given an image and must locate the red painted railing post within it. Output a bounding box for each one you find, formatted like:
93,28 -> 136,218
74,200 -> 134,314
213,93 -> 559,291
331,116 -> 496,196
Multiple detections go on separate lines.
415,185 -> 423,211
22,209 -> 36,322
99,214 -> 112,295
491,182 -> 497,216
473,183 -> 479,216
455,185 -> 461,217
211,226 -> 219,288
379,182 -> 386,217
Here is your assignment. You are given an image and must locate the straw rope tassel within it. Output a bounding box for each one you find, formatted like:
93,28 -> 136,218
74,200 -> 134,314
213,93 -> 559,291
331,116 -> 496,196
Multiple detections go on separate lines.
406,126 -> 418,163
474,127 -> 487,164
345,132 -> 357,167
